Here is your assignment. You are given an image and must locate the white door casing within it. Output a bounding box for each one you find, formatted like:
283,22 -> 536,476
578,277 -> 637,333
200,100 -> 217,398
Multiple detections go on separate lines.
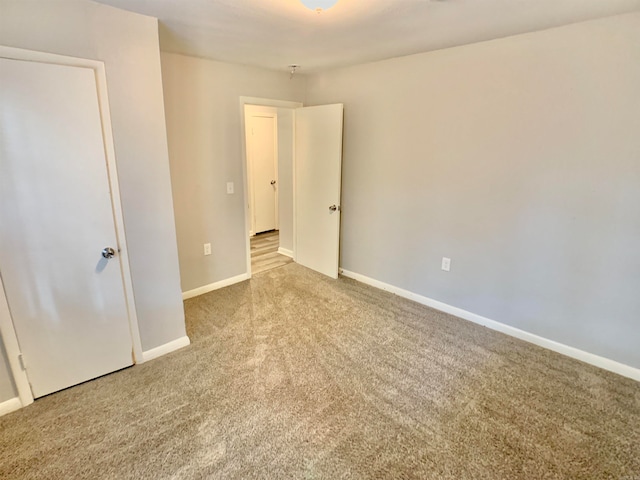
295,104 -> 344,279
0,48 -> 141,402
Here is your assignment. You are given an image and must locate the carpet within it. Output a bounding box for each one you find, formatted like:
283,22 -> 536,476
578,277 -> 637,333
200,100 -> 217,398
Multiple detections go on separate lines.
1,263 -> 639,479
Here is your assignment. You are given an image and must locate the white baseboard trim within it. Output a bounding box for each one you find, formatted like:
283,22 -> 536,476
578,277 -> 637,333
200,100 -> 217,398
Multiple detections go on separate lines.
182,273 -> 250,300
141,336 -> 191,363
277,247 -> 294,258
0,397 -> 22,417
339,269 -> 640,382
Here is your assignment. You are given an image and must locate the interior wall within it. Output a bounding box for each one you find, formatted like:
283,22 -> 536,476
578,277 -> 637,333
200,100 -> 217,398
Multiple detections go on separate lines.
161,52 -> 305,292
277,108 -> 295,253
306,12 -> 640,369
0,0 -> 186,369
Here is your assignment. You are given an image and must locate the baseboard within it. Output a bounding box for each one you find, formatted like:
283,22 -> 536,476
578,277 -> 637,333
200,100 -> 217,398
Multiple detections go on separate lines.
339,269 -> 640,382
141,336 -> 191,363
277,247 -> 294,258
182,273 -> 250,300
0,397 -> 22,417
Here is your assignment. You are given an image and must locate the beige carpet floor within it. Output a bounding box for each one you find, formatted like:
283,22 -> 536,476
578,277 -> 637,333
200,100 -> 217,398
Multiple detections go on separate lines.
1,263 -> 639,479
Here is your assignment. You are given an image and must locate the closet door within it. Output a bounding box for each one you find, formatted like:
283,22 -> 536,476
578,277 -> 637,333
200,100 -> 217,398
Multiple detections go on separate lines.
0,57 -> 133,398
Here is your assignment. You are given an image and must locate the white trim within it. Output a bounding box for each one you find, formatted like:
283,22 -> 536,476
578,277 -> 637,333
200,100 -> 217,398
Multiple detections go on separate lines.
239,96 -> 303,110
291,109 -> 298,262
340,269 -> 640,382
277,247 -> 294,258
0,397 -> 22,417
239,97 -> 303,280
97,81 -> 143,364
182,273 -> 250,300
0,276 -> 33,408
141,336 -> 191,363
91,54 -> 143,364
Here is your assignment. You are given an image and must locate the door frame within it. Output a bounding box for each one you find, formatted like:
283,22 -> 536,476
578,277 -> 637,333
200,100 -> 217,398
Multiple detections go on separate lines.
239,97 -> 302,278
0,46 -> 143,409
245,107 -> 279,236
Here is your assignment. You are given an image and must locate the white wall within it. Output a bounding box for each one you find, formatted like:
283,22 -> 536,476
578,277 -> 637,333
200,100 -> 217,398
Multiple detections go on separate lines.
306,13 -> 640,369
0,0 -> 186,404
161,52 -> 305,292
277,108 -> 295,253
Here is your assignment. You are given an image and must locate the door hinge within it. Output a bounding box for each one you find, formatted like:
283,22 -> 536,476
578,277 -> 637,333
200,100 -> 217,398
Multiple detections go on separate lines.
18,353 -> 27,371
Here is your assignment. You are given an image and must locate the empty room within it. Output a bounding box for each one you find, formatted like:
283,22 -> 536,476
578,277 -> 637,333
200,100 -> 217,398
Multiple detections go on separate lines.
1,0 -> 639,478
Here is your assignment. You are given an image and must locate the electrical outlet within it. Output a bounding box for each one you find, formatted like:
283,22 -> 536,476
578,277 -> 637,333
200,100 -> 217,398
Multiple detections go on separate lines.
204,243 -> 212,256
441,257 -> 451,272
226,182 -> 234,194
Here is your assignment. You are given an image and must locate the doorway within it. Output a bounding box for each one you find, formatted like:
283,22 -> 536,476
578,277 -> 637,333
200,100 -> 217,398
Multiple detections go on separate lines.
240,97 -> 344,279
250,231 -> 293,274
241,98 -> 301,276
0,47 -> 141,407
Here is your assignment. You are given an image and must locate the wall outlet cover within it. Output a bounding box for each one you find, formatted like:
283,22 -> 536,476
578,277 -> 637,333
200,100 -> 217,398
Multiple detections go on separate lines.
441,257 -> 451,272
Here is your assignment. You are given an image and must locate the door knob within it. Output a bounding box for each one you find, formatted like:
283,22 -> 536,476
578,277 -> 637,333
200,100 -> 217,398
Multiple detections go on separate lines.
101,247 -> 116,259
270,180 -> 276,185
329,205 -> 339,212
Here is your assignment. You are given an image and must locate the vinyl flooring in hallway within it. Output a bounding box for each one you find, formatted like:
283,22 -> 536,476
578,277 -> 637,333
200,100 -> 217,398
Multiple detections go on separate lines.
250,230 -> 292,274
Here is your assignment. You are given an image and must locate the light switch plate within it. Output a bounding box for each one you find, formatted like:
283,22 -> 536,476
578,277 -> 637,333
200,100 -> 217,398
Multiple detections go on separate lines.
204,243 -> 212,256
226,182 -> 234,194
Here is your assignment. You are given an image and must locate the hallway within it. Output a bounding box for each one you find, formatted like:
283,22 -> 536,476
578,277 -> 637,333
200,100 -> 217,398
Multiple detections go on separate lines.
250,231 -> 292,274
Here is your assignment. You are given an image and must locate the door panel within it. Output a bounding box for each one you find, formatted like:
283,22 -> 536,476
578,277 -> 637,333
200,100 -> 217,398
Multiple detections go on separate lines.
0,58 -> 133,398
295,104 -> 344,278
251,115 -> 277,234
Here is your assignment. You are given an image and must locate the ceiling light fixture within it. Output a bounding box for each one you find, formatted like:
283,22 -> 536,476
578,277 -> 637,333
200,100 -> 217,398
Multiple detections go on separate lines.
299,0 -> 339,14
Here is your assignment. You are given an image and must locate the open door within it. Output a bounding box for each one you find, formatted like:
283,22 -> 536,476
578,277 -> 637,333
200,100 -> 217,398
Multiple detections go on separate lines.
295,104 -> 344,279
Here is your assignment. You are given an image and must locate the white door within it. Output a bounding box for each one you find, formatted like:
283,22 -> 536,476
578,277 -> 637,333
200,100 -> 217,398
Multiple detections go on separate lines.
249,114 -> 278,234
295,104 -> 344,279
0,57 -> 134,398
